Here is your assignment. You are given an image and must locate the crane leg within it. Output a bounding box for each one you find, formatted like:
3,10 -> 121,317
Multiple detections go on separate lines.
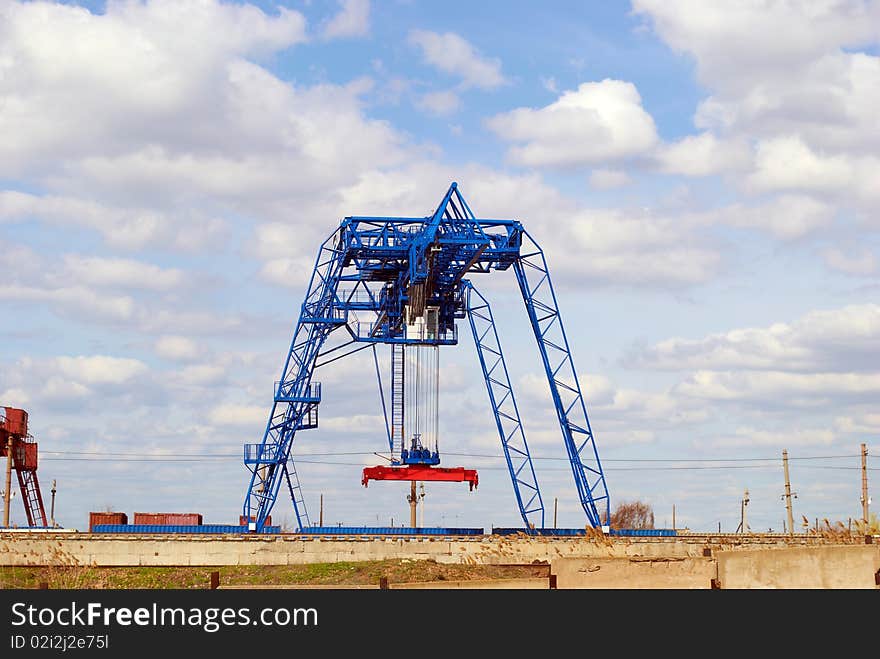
513,232 -> 610,528
466,282 -> 544,530
243,231 -> 347,532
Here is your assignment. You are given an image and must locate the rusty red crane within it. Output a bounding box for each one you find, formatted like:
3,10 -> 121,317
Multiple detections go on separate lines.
1,407 -> 49,528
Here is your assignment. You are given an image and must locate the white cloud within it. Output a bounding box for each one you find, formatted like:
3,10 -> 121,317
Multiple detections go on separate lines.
632,1 -> 879,93
486,80 -> 659,168
335,164 -> 721,289
0,0 -> 308,177
0,191 -> 228,251
835,413 -> 880,433
674,370 -> 880,405
589,169 -> 631,189
822,247 -> 876,276
517,372 -> 706,428
632,303 -> 880,373
0,284 -> 135,322
711,426 -> 836,448
634,1 -> 880,209
56,355 -> 148,385
259,257 -> 317,290
0,388 -> 30,407
408,30 -> 506,90
321,0 -> 370,39
546,207 -> 719,286
63,255 -> 185,291
208,404 -> 266,427
0,2 -> 407,224
154,335 -> 202,361
178,364 -> 228,387
715,194 -> 835,240
415,90 -> 462,116
656,132 -> 751,176
747,136 -> 854,193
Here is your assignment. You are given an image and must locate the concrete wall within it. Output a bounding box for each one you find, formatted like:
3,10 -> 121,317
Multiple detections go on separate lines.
0,533 -> 719,567
716,545 -> 880,589
552,557 -> 715,589
0,532 -> 856,586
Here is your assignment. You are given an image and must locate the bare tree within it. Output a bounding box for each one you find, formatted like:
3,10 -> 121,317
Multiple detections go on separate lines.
605,500 -> 655,530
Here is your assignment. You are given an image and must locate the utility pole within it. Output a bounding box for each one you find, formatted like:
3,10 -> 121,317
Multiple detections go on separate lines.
738,489 -> 750,534
672,504 -> 676,531
553,497 -> 558,529
50,479 -> 57,528
408,481 -> 417,528
319,493 -> 323,527
418,482 -> 425,528
782,449 -> 795,537
861,443 -> 869,527
3,434 -> 13,528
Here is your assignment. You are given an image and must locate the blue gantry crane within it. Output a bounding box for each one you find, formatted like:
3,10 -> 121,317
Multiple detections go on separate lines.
242,183 -> 610,533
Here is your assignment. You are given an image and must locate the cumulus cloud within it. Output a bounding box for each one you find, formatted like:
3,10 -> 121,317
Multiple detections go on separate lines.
746,136 -> 855,194
0,284 -> 136,322
56,355 -> 148,384
208,404 -> 266,427
634,1 -> 880,209
0,1 -> 407,223
674,370 -> 880,406
714,194 -> 835,240
588,169 -> 631,189
630,303 -> 880,373
321,0 -> 370,39
0,0 -> 308,178
822,247 -> 876,276
408,30 -> 507,90
710,426 -> 837,448
259,257 -> 318,290
154,335 -> 202,361
415,90 -> 462,116
542,207 -> 719,286
0,191 -> 228,251
0,355 -> 149,408
486,80 -> 659,168
656,132 -> 751,176
63,255 -> 185,291
835,413 -> 880,433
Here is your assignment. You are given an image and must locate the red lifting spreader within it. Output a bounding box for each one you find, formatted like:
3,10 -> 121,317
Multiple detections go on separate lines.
362,465 -> 479,490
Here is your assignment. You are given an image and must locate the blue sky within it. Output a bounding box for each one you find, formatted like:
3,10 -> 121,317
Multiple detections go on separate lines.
1,0 -> 878,533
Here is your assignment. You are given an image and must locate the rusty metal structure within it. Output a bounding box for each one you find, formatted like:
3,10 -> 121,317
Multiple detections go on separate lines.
1,406 -> 49,527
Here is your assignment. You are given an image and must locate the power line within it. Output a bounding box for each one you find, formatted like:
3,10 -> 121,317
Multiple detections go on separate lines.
39,449 -> 870,462
37,456 -> 880,471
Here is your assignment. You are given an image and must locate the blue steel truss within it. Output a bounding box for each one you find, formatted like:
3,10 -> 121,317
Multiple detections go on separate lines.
465,282 -> 544,529
513,232 -> 610,528
243,182 -> 610,532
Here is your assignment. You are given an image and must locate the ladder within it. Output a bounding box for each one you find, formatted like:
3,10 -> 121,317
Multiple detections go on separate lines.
16,469 -> 47,527
391,343 -> 405,458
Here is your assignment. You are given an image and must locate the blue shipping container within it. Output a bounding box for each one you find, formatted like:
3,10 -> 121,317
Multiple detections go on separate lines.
299,526 -> 483,536
91,524 -> 280,534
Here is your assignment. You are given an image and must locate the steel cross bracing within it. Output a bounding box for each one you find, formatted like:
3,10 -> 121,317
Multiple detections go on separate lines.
513,232 -> 610,527
465,282 -> 544,529
243,182 -> 610,533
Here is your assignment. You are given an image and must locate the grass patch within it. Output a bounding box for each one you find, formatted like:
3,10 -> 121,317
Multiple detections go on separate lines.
1,560 -> 548,590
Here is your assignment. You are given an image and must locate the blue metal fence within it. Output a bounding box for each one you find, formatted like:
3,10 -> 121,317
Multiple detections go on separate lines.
91,524 -> 280,534
298,526 -> 484,536
491,527 -> 677,537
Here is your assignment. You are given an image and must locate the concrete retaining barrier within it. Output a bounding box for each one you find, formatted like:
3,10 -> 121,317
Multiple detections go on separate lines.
715,545 -> 880,589
552,557 -> 715,589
